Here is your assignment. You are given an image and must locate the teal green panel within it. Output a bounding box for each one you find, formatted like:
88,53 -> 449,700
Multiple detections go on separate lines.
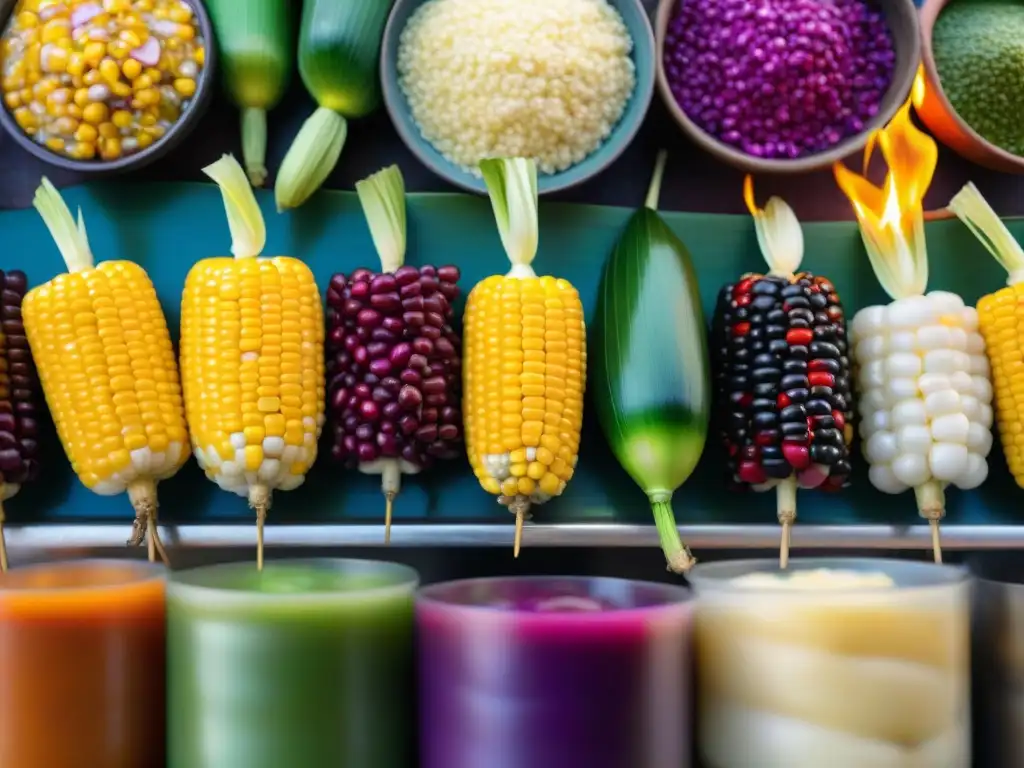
1,181 -> 1019,528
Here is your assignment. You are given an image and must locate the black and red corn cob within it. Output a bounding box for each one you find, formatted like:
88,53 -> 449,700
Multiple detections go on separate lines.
0,269 -> 43,571
712,268 -> 855,565
713,272 -> 854,487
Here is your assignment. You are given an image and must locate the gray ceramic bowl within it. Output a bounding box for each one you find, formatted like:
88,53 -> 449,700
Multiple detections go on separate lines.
380,0 -> 655,195
654,0 -> 921,174
0,0 -> 216,175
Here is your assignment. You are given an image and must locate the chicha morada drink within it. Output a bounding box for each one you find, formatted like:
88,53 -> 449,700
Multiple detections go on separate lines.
691,559 -> 970,768
662,0 -> 896,159
418,576 -> 694,768
326,165 -> 462,540
712,177 -> 853,565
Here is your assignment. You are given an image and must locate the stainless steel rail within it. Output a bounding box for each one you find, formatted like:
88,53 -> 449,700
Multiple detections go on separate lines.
5,523 -> 1024,551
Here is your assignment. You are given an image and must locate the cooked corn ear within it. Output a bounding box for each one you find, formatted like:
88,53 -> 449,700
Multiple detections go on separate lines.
465,157 -> 586,556
948,182 -> 1021,485
182,154 -> 325,568
23,180 -> 190,563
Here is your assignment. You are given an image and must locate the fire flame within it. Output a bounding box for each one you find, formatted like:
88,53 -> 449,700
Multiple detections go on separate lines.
832,78 -> 938,300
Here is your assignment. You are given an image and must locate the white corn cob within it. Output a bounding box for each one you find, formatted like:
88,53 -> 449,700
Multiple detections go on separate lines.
852,291 -> 993,503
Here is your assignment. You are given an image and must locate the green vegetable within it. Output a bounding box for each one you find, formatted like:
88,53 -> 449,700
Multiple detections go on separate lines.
933,0 -> 1024,156
591,151 -> 711,574
204,0 -> 293,188
275,0 -> 394,210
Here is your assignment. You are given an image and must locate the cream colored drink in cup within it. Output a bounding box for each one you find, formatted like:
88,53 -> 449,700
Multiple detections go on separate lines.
691,559 -> 970,768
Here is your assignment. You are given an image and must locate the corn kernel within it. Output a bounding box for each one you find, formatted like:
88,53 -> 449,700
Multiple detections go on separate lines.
82,102 -> 108,124
13,107 -> 36,130
40,19 -> 70,44
173,77 -> 195,97
74,123 -> 98,142
109,110 -> 131,129
121,58 -> 143,80
99,57 -> 121,84
83,41 -> 106,65
100,136 -> 121,160
71,141 -> 96,159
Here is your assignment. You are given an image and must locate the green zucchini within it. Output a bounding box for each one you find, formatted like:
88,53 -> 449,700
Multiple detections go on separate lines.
274,0 -> 394,210
591,151 -> 711,574
204,0 -> 293,187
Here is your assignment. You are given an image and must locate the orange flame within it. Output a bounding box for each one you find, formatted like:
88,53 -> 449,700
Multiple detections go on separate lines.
832,88 -> 938,299
834,95 -> 937,241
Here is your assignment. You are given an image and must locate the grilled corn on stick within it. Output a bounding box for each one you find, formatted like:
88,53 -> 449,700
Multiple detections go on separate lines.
465,158 -> 586,556
948,182 -> 1022,485
24,180 -> 191,563
712,177 -> 855,568
835,98 -> 992,563
182,154 -> 325,569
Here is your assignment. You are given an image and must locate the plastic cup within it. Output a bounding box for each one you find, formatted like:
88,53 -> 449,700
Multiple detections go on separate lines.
0,559 -> 166,768
689,557 -> 970,768
417,575 -> 694,768
970,555 -> 1024,767
167,558 -> 419,768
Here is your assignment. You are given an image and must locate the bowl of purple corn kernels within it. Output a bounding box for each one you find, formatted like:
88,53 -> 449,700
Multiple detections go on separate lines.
654,0 -> 920,173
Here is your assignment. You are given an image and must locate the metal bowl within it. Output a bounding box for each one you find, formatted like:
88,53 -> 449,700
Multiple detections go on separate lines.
0,0 -> 216,175
653,0 -> 921,174
379,0 -> 655,195
916,0 -> 1024,174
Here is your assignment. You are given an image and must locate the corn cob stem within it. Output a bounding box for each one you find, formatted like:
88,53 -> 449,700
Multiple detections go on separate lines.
250,484 -> 270,571
651,494 -> 695,573
127,479 -> 169,567
915,481 -> 945,563
777,476 -> 797,569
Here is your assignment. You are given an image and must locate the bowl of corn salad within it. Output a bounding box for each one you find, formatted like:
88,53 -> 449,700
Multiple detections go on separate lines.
0,0 -> 214,173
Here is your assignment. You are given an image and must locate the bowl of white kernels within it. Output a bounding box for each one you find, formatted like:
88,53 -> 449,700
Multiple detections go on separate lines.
380,0 -> 655,195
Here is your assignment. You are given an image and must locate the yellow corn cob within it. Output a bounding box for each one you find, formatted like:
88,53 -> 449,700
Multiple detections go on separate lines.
948,182 -> 1023,485
465,158 -> 586,556
182,154 -> 325,569
22,179 -> 190,563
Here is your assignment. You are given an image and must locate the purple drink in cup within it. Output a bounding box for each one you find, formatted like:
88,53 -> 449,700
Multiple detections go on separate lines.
417,576 -> 693,768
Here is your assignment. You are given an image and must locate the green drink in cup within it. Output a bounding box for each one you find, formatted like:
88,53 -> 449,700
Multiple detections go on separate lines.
167,558 -> 418,768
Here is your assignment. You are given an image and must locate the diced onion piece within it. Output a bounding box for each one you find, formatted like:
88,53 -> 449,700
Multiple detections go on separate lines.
130,37 -> 161,67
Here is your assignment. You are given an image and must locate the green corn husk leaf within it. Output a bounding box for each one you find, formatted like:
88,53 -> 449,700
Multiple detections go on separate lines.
274,107 -> 348,211
591,151 -> 711,574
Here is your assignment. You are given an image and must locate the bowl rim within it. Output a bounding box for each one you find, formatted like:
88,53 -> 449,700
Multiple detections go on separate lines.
652,0 -> 922,174
918,0 -> 1024,172
0,0 -> 217,175
379,0 -> 656,196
